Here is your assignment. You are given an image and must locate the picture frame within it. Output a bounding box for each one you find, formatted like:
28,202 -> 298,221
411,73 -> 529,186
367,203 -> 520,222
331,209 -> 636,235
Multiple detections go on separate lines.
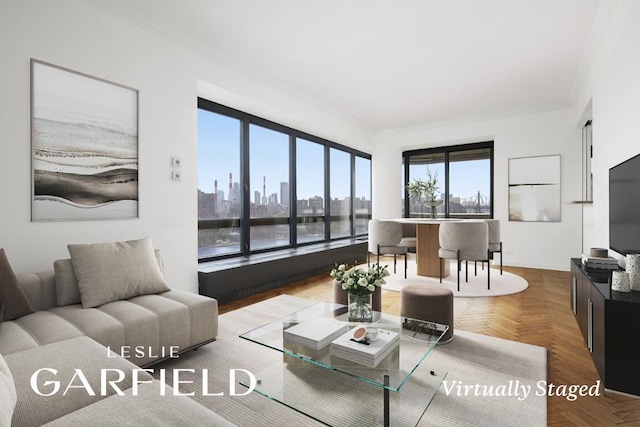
31,59 -> 139,221
508,154 -> 561,222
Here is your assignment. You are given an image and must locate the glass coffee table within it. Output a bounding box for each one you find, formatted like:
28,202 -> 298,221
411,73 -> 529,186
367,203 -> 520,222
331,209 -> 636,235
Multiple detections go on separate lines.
239,301 -> 449,427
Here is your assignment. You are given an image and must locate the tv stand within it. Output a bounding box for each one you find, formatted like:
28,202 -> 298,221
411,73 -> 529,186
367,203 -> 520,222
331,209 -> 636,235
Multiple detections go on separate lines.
570,258 -> 640,396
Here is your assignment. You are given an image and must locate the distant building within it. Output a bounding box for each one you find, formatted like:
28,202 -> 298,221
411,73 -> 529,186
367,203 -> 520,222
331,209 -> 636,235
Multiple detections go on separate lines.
280,182 -> 289,207
254,191 -> 260,205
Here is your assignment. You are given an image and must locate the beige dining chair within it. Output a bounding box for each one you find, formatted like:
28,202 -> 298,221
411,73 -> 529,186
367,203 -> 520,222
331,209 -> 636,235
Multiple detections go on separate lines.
486,219 -> 503,275
438,221 -> 490,291
368,220 -> 408,278
399,222 -> 417,251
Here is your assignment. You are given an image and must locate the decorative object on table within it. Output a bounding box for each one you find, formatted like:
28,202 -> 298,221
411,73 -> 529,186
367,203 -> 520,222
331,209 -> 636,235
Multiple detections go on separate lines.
611,271 -> 631,292
351,325 -> 368,342
508,154 -> 561,222
626,254 -> 640,291
330,263 -> 389,322
406,167 -> 442,219
590,247 -> 608,258
581,253 -> 619,270
31,59 -> 139,221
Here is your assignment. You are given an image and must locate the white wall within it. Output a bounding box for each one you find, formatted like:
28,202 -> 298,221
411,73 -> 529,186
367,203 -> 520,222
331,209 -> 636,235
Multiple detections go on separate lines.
0,0 -> 372,292
576,0 -> 640,263
372,110 -> 583,271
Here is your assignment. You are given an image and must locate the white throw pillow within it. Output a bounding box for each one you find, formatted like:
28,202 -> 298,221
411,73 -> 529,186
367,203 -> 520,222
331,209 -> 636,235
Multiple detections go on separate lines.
68,238 -> 170,308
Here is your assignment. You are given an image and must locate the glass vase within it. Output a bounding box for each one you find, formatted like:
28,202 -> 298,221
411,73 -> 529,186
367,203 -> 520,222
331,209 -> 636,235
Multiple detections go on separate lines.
348,293 -> 373,322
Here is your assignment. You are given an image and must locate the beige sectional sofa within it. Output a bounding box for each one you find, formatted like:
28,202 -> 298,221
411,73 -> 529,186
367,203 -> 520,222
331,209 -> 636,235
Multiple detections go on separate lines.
0,246 -> 234,426
1,269 -> 217,367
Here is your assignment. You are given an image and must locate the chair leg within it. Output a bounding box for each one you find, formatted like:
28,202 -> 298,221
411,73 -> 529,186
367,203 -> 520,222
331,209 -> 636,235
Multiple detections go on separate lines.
439,258 -> 443,283
474,261 -> 477,276
377,245 -> 380,267
404,252 -> 407,279
465,260 -> 468,282
457,250 -> 461,292
393,254 -> 397,274
367,252 -> 370,267
487,250 -> 491,290
500,242 -> 503,275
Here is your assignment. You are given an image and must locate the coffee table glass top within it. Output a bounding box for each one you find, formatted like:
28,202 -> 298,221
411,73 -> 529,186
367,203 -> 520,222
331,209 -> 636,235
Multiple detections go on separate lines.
239,301 -> 448,392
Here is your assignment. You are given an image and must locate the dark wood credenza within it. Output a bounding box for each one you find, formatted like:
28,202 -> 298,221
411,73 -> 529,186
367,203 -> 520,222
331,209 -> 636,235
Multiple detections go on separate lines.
570,258 -> 640,396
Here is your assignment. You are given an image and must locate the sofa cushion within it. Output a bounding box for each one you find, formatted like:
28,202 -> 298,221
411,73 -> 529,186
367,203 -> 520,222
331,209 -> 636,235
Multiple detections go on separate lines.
55,249 -> 166,307
0,353 -> 17,427
42,380 -> 236,426
0,248 -> 35,322
6,336 -> 153,427
68,238 -> 170,308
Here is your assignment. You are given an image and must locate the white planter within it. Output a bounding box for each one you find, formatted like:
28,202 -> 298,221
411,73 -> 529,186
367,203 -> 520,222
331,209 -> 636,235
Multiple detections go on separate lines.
612,271 -> 631,293
627,254 -> 640,291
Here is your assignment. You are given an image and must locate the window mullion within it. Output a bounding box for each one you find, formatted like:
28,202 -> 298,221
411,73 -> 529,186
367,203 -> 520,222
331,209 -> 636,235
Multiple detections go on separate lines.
241,118 -> 251,255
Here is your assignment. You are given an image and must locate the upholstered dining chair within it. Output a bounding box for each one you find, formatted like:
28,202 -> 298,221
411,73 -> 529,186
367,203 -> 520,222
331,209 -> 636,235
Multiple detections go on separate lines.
399,222 -> 417,252
438,221 -> 490,291
485,219 -> 503,275
368,220 -> 408,278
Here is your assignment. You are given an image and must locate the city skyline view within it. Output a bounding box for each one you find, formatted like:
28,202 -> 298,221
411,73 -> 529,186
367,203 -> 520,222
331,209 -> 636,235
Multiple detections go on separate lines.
198,109 -> 368,203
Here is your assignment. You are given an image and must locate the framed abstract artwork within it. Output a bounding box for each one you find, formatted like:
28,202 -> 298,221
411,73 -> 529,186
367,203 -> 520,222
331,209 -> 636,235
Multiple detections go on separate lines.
508,154 -> 561,222
31,59 -> 139,221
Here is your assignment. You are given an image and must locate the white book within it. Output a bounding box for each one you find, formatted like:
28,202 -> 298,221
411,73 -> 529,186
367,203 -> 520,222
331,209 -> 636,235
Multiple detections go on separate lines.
283,318 -> 348,350
330,329 -> 400,367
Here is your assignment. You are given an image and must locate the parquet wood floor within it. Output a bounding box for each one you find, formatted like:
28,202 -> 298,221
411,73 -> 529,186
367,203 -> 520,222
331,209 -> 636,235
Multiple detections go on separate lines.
219,261 -> 640,426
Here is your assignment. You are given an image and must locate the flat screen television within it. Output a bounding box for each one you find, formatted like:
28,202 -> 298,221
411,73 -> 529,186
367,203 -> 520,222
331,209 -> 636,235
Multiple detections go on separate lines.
610,153 -> 640,255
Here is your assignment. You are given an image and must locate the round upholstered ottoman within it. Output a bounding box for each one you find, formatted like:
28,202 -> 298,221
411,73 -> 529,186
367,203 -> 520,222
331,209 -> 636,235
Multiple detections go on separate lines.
401,285 -> 454,344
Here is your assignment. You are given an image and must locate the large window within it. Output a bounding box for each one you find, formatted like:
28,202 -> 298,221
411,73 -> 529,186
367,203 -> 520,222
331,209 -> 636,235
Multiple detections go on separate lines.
403,142 -> 493,219
249,124 -> 290,250
330,148 -> 352,238
197,110 -> 241,258
198,99 -> 371,261
297,138 -> 325,244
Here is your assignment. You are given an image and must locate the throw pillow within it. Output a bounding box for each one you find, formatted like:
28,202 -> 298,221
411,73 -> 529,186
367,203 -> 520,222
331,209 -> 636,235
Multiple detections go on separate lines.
0,248 -> 35,321
68,238 -> 171,308
54,249 -> 166,307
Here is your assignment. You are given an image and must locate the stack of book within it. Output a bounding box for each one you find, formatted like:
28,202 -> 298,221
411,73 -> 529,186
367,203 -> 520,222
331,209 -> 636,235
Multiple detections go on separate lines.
283,318 -> 348,350
581,254 -> 619,270
330,328 -> 400,367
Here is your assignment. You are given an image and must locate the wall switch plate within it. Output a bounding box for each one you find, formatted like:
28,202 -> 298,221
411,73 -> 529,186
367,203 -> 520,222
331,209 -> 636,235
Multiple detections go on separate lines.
171,157 -> 182,167
171,171 -> 182,182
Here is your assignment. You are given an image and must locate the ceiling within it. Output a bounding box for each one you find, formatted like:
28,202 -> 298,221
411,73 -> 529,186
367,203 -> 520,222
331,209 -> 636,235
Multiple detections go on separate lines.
93,0 -> 603,130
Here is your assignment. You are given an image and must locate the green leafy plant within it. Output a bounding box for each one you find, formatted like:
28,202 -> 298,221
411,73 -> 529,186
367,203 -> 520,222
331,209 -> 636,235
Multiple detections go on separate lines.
406,167 -> 441,203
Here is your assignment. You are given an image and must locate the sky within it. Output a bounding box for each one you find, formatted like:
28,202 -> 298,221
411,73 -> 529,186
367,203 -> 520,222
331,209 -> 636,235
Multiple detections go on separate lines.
197,109 -> 369,201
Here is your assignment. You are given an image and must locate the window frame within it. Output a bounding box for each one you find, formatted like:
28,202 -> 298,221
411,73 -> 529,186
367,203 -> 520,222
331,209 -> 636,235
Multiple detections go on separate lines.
198,98 -> 371,262
403,141 -> 494,219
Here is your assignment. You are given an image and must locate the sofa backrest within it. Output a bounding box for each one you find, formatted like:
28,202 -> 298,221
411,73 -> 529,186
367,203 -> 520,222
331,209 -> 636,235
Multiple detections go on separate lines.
0,353 -> 18,426
15,271 -> 58,312
15,250 -> 165,311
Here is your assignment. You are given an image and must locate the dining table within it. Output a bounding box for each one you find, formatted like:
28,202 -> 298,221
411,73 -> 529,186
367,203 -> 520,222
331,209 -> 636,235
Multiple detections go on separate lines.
394,218 -> 462,278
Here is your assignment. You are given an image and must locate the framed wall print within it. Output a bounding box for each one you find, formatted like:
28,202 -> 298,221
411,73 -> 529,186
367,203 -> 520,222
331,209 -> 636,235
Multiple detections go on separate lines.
31,59 -> 139,221
508,154 -> 561,222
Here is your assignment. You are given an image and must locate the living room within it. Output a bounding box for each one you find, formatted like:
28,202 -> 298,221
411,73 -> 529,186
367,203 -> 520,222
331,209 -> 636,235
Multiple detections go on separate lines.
2,0 -> 640,426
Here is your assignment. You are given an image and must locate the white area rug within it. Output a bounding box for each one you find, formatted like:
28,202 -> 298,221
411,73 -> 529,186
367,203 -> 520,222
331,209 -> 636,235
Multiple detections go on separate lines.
369,260 -> 529,297
155,295 -> 547,426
